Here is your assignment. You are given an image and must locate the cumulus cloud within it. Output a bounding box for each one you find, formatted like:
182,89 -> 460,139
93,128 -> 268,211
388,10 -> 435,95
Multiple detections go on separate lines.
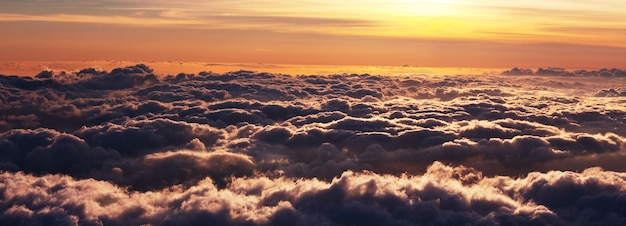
0,128 -> 120,175
501,67 -> 626,77
1,64 -> 626,224
3,162 -> 626,225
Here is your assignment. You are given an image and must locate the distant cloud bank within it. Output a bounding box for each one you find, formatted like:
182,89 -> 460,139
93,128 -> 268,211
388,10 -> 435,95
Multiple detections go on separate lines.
1,64 -> 626,225
501,67 -> 626,77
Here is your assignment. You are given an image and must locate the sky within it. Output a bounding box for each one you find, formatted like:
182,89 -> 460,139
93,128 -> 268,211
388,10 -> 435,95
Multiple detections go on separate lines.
1,0 -> 626,69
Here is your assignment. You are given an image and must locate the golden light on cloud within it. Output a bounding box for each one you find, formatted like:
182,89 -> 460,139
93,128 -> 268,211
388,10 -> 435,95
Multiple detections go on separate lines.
0,13 -> 202,26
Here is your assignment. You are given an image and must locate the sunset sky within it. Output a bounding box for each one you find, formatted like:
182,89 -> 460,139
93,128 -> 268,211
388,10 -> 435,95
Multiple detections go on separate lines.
4,2 -> 626,225
1,0 -> 626,68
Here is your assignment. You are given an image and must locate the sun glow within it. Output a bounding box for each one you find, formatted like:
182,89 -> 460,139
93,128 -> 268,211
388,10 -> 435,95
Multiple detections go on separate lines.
0,0 -> 625,67
388,0 -> 462,16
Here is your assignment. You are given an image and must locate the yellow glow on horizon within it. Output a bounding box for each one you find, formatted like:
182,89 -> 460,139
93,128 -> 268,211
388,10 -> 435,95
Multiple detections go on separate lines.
0,60 -> 504,77
1,0 -> 625,67
1,0 -> 624,47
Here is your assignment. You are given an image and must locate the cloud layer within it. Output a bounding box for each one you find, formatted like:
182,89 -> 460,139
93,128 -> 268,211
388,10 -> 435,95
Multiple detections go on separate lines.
1,64 -> 626,225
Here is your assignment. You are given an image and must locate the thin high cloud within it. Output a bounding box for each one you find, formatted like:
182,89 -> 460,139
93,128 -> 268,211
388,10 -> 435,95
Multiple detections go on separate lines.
0,13 -> 375,30
0,13 -> 202,26
2,0 -> 625,47
0,0 -> 376,33
1,65 -> 626,224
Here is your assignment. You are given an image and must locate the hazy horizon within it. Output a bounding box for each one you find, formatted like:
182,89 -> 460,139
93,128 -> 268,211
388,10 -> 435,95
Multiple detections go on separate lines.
2,60 -> 623,78
1,60 -> 510,77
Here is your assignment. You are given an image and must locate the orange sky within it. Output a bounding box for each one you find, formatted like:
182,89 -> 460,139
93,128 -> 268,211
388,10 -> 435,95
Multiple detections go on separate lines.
1,0 -> 625,69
